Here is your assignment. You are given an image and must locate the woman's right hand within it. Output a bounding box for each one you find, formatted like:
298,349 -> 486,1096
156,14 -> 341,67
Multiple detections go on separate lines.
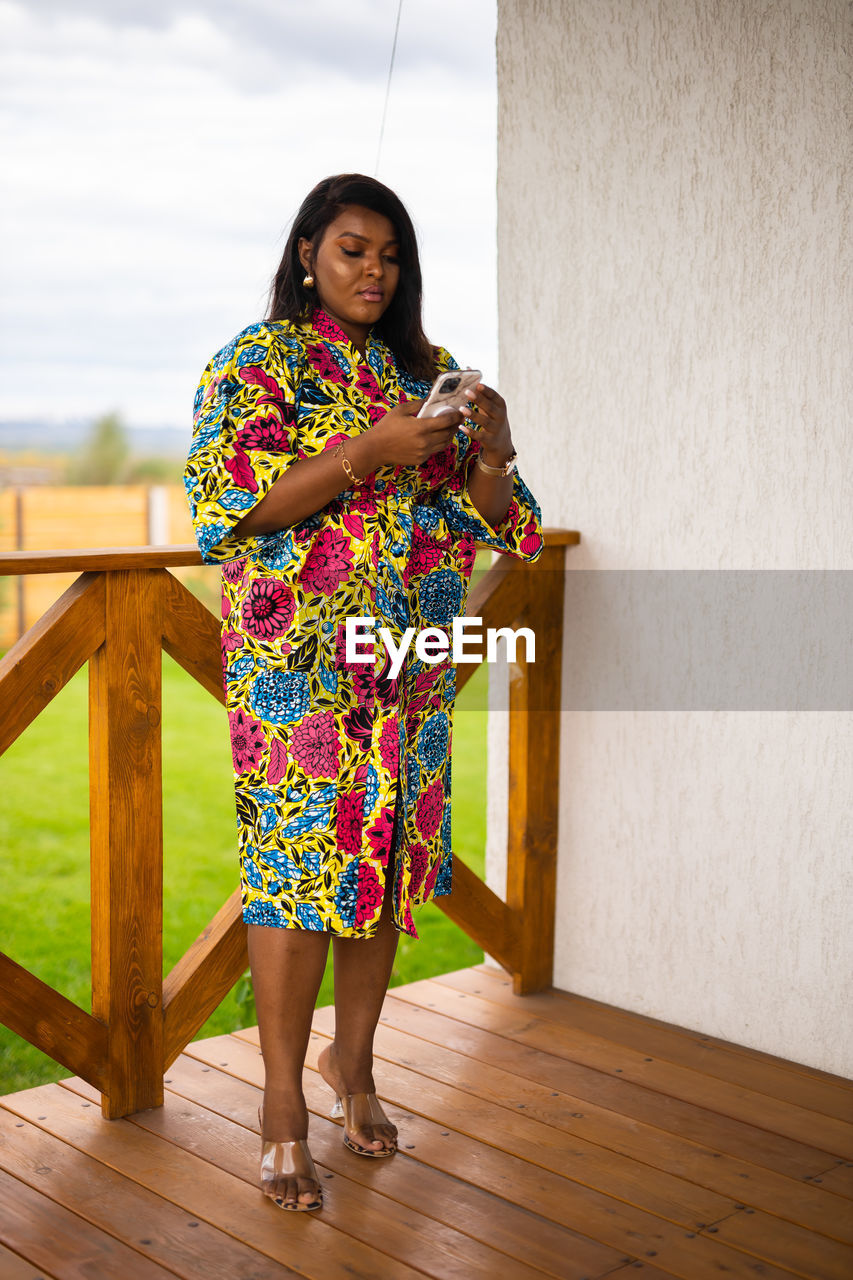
367,398 -> 463,468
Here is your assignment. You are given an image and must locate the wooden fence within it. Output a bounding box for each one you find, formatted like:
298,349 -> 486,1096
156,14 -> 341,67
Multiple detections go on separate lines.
0,484 -> 194,645
0,531 -> 577,1118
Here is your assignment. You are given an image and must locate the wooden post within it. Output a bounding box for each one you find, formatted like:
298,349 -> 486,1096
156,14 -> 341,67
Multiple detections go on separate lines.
506,545 -> 565,994
89,568 -> 165,1118
14,487 -> 25,640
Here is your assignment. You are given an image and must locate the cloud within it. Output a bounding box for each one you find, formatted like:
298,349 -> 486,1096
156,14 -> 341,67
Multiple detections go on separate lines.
13,0 -> 497,86
0,0 -> 498,428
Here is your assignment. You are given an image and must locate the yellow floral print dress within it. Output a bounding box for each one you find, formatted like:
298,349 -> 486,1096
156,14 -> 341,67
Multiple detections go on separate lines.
184,307 -> 543,938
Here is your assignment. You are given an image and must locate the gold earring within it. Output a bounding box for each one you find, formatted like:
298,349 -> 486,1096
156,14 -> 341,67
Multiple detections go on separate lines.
303,274 -> 314,288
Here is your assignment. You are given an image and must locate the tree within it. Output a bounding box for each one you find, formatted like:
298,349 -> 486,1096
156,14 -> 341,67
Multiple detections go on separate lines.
67,411 -> 130,485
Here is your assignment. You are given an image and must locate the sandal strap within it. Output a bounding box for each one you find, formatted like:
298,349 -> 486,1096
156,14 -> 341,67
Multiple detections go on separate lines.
260,1137 -> 321,1184
258,1107 -> 322,1191
339,1091 -> 394,1135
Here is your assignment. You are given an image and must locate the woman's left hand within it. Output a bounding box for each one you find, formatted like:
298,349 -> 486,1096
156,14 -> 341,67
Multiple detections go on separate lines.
459,382 -> 514,466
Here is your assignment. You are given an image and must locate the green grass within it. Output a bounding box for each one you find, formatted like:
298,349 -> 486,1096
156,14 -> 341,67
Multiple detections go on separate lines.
0,599 -> 492,1094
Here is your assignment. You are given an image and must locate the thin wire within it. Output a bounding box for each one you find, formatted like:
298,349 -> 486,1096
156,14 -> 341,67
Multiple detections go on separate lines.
374,0 -> 403,177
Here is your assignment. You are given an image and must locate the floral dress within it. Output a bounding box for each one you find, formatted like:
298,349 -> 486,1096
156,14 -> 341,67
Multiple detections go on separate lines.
183,307 -> 543,939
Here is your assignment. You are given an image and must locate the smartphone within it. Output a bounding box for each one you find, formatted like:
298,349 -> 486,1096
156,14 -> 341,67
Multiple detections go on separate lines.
416,369 -> 482,419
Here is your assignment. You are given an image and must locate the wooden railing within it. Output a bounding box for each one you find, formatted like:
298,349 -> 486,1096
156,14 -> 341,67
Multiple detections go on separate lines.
0,531 -> 577,1118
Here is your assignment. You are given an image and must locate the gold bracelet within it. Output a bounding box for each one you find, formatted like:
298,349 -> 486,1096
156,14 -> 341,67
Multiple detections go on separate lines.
476,450 -> 517,477
333,441 -> 363,485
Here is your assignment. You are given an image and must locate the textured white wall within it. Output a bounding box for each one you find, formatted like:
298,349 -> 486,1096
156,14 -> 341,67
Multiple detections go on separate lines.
490,0 -> 852,1074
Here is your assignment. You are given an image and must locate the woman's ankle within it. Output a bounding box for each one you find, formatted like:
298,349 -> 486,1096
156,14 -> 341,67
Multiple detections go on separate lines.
321,1041 -> 376,1095
260,1085 -> 309,1138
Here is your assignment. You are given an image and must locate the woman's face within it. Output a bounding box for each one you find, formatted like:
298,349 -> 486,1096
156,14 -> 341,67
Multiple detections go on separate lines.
299,204 -> 400,348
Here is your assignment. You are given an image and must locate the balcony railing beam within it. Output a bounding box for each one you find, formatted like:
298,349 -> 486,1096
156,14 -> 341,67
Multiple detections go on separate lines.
434,857 -> 521,970
0,531 -> 579,1115
0,571 -> 105,757
0,952 -> 109,1089
162,889 -> 248,1070
89,568 -> 166,1118
162,572 -> 226,705
506,543 -> 564,994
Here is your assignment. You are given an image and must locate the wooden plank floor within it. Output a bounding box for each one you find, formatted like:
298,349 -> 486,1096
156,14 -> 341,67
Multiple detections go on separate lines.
1,964 -> 851,1280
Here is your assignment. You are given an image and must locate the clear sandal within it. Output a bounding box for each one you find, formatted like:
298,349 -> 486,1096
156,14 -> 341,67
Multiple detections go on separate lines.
258,1104 -> 324,1210
329,1092 -> 398,1158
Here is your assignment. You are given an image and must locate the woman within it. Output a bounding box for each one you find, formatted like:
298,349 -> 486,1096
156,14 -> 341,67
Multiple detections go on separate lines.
184,173 -> 543,1211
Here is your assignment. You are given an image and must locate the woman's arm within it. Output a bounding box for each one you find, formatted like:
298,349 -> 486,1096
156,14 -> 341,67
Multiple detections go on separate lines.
464,457 -> 515,532
457,382 -> 516,532
233,429 -> 380,539
234,397 -> 461,539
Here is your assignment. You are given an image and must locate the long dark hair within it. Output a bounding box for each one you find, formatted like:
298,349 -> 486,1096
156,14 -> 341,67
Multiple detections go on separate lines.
267,174 -> 437,382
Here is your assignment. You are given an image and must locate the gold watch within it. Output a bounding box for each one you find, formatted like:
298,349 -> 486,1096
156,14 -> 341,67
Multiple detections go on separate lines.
475,450 -> 517,477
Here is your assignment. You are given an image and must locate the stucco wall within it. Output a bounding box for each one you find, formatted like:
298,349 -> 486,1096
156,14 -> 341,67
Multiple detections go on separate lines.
490,0 -> 851,1074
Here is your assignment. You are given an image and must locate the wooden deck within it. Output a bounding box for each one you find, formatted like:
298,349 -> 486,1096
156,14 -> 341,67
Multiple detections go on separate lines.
0,965 -> 851,1280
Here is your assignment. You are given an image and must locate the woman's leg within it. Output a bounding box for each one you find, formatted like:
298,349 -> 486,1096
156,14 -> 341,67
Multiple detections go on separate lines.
248,923 -> 329,1205
322,799 -> 401,1153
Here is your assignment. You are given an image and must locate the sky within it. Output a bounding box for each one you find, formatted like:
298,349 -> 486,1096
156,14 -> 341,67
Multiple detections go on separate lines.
0,0 -> 498,432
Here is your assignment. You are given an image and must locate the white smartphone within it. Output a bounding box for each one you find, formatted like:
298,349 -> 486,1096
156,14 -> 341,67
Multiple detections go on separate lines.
416,369 -> 482,419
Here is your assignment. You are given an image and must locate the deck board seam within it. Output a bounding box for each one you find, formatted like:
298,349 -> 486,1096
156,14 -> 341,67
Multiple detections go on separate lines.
0,1237 -> 62,1280
374,995 -> 848,1183
0,1159 -> 183,1280
289,1019 -> 853,1242
459,969 -> 853,1116
147,1061 -> 614,1278
469,968 -> 853,1096
3,1090 -> 432,1280
54,1075 -> 564,1280
173,1047 -> 848,1279
0,1107 -> 304,1280
160,1085 -> 592,1280
391,982 -> 853,1158
177,1047 -> 706,1231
